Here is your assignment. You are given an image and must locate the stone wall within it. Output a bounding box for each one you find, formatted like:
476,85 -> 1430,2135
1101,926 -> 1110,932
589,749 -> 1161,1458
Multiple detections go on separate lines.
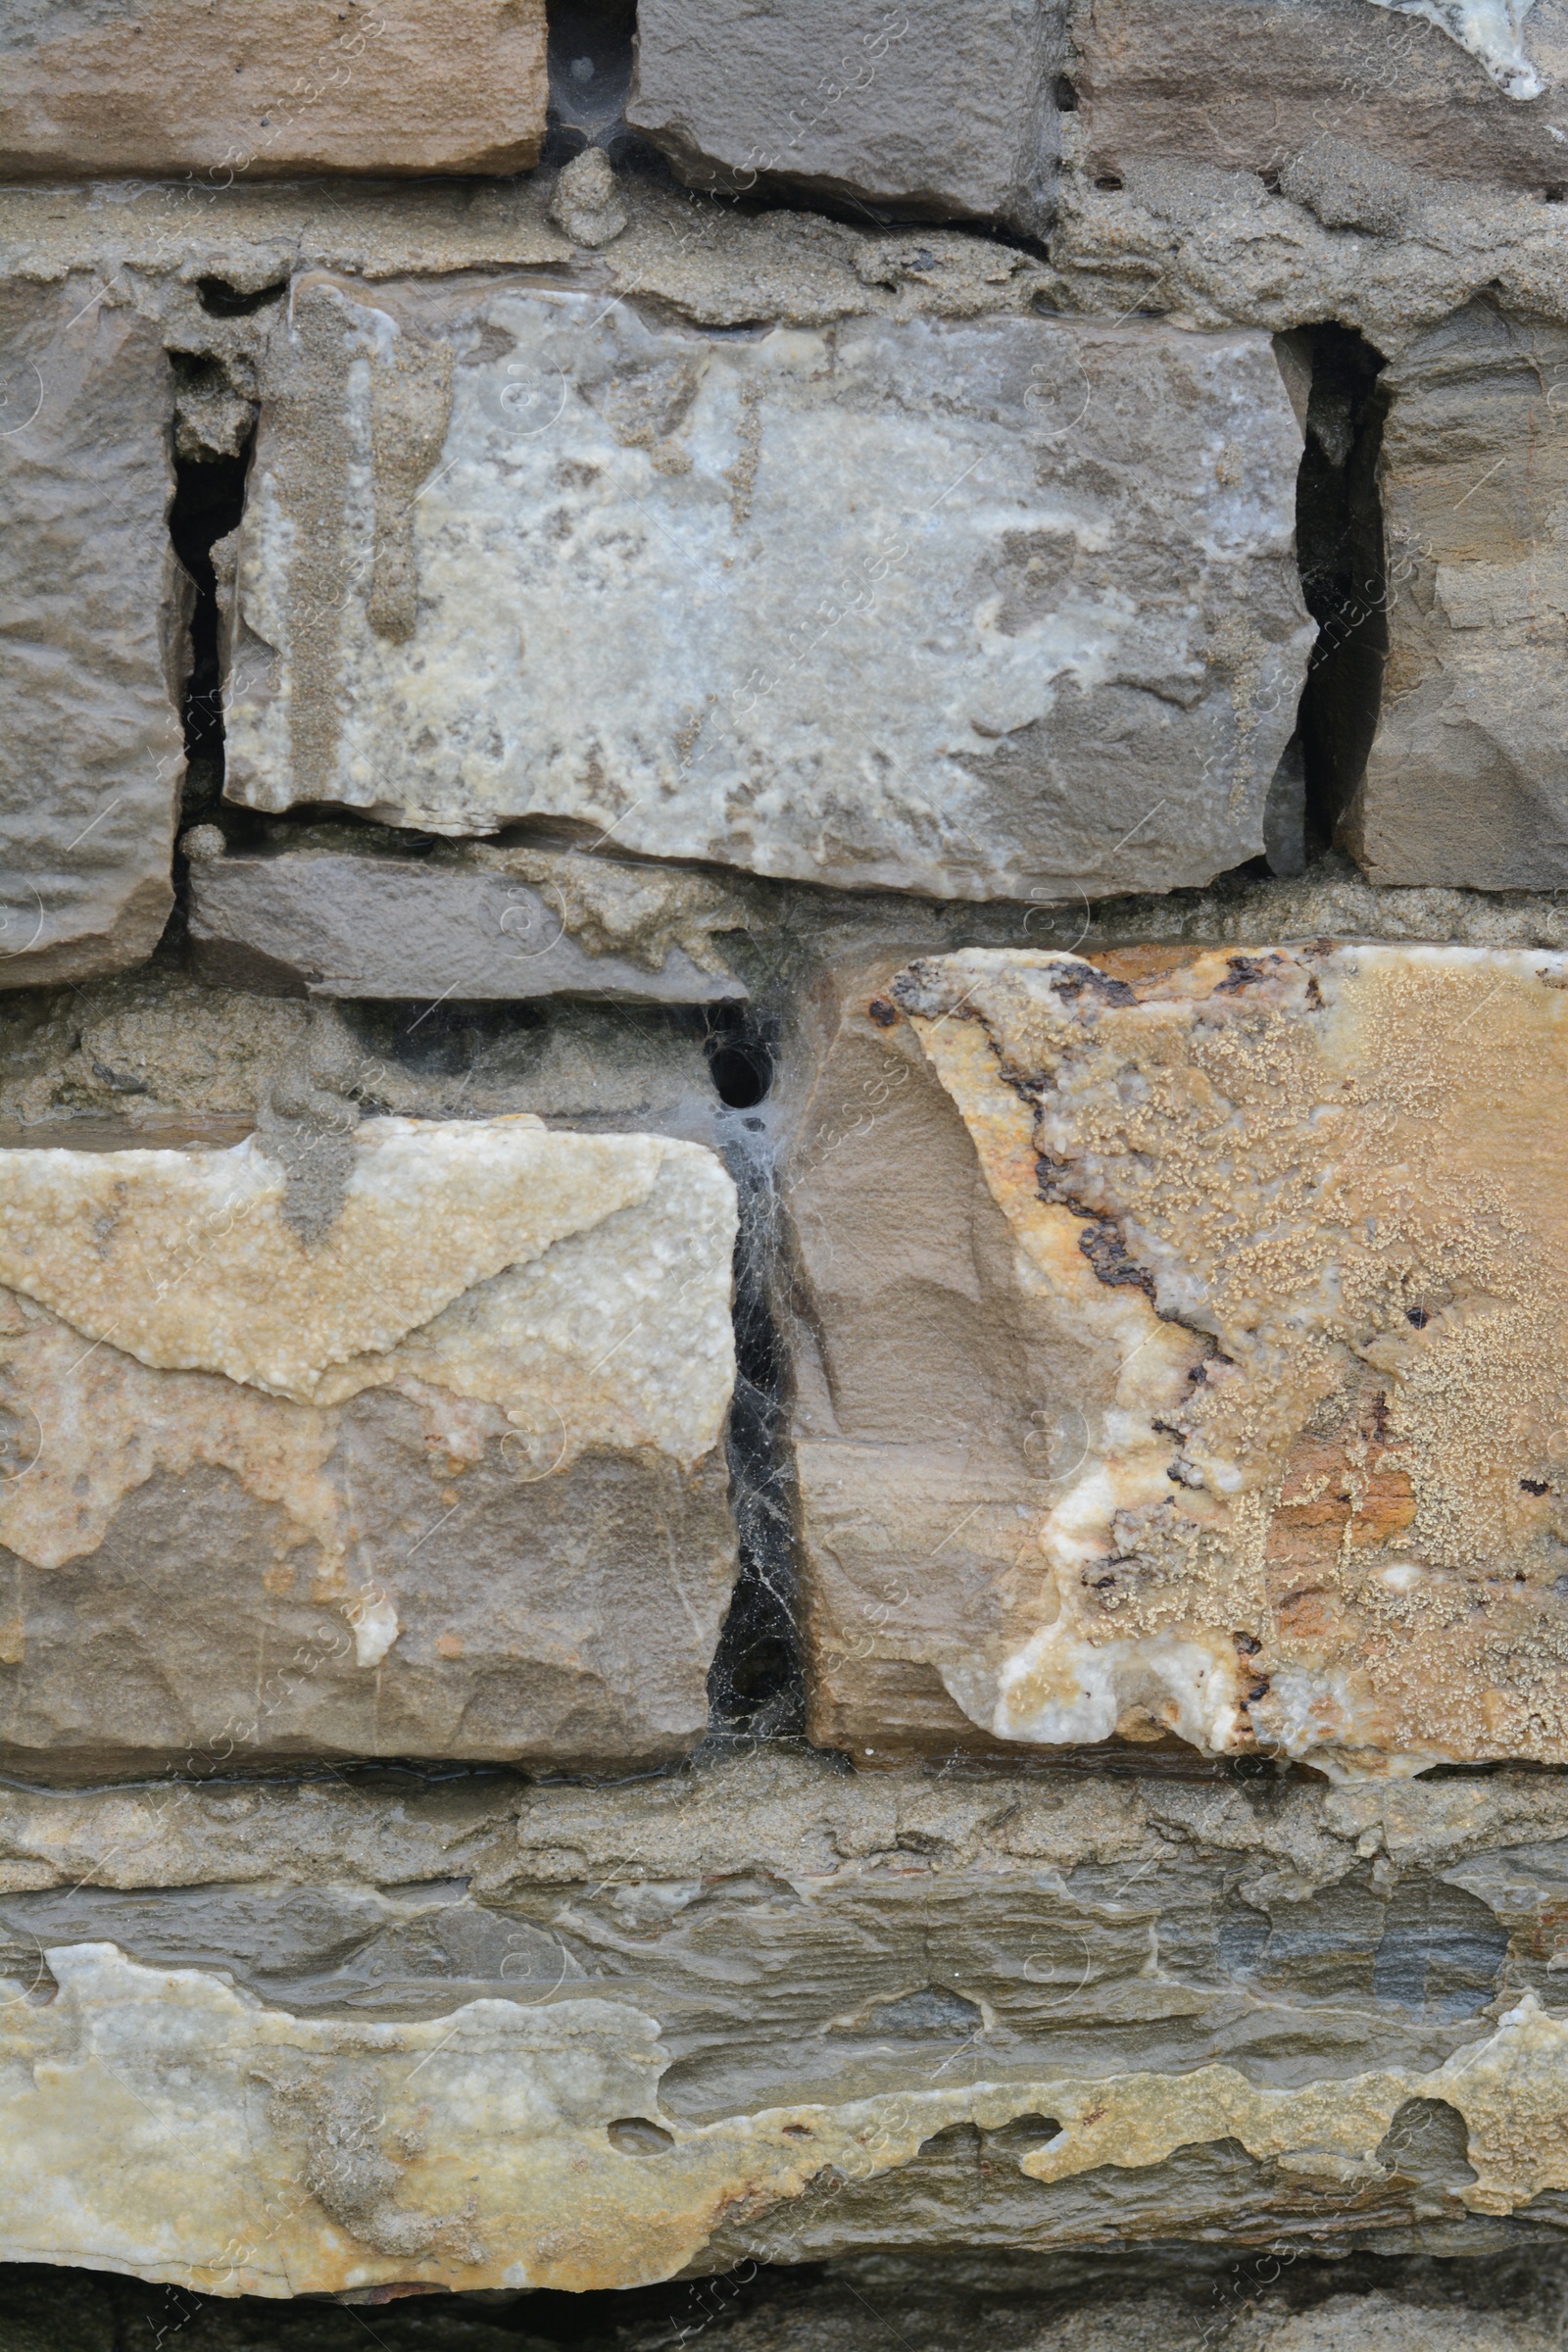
3,3 -> 1568,2344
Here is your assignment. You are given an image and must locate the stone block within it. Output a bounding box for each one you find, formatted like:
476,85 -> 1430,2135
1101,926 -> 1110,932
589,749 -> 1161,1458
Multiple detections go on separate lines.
0,0 -> 548,179
1343,303 -> 1568,889
625,0 -> 1063,233
782,942 -> 1568,1776
184,834 -> 750,1004
1069,0 -> 1568,196
222,272 -> 1311,904
0,1115 -> 737,1776
1,1752 -> 1568,2286
0,278 -> 183,986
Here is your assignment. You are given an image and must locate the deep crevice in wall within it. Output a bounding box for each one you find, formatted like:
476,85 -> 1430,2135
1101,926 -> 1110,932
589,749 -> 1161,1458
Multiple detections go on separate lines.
1291,321 -> 1390,862
169,428 -> 254,834
705,1008 -> 806,1743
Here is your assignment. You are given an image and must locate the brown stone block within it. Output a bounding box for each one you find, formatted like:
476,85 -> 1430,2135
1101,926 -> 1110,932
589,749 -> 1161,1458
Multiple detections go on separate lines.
1069,0 -> 1568,197
782,942 -> 1568,1777
0,0 -> 548,179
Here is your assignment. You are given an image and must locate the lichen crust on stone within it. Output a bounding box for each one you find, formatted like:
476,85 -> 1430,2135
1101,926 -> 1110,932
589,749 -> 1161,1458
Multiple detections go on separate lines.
889,942 -> 1568,1776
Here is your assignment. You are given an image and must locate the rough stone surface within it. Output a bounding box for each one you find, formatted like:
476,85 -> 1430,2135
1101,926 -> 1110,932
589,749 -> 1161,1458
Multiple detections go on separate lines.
0,276 -> 182,985
185,834 -> 752,1004
1042,163 -> 1568,353
783,942 -> 1568,1773
0,0 -> 548,179
1070,0 -> 1568,195
1342,304 -> 1568,889
5,1753 -> 1568,2286
221,272 -> 1309,901
626,0 -> 1063,235
0,1116 -> 737,1775
0,966 -> 726,1144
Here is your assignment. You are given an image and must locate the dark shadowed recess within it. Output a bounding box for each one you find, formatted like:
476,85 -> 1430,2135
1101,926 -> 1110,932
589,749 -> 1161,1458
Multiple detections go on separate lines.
703,1005 -> 806,1740
167,419 -> 255,832
1258,323 -> 1388,879
7,2242 -> 1568,2352
1295,322 -> 1390,860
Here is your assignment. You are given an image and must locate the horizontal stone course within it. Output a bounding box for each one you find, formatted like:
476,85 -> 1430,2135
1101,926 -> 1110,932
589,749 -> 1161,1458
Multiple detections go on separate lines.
0,1751 -> 1567,2286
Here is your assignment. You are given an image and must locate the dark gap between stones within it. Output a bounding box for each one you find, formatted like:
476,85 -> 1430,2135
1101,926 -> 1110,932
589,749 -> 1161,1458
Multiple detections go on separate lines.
704,1009 -> 805,1742
168,424 -> 255,835
1293,320 -> 1390,862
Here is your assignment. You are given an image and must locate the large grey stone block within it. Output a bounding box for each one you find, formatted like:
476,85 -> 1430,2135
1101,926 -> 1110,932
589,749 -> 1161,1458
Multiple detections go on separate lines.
0,1115 -> 737,1777
626,0 -> 1064,234
0,278 -> 183,986
221,272 -> 1312,904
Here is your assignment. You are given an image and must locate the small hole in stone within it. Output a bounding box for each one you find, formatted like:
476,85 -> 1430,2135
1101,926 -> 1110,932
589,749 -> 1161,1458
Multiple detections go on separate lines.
1054,74 -> 1078,110
607,2118 -> 675,2155
710,1045 -> 770,1107
196,276 -> 286,318
1523,1478 -> 1549,1495
782,2123 -> 812,2137
1546,184 -> 1566,202
1261,167 -> 1284,194
1407,1306 -> 1430,1328
1094,172 -> 1124,192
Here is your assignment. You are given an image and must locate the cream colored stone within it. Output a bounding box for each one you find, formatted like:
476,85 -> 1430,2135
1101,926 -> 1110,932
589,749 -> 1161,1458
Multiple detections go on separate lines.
0,1118 -> 737,1774
0,0 -> 547,179
0,1938 -> 1565,2293
786,943 -> 1568,1776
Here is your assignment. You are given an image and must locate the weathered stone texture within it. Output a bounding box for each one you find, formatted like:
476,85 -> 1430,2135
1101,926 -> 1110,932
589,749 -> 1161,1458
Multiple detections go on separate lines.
221,272 -> 1309,902
4,1753 -> 1568,2287
0,1117 -> 736,1775
0,0 -> 548,179
185,834 -> 751,1004
784,943 -> 1568,1774
0,966 -> 727,1142
626,0 -> 1063,234
0,277 -> 182,985
1343,304 -> 1568,889
1069,0 -> 1568,194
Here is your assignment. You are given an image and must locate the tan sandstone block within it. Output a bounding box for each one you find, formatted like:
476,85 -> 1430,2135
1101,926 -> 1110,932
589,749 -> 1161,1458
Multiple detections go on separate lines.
0,1 -> 548,179
0,1115 -> 736,1776
1070,0 -> 1568,197
1343,303 -> 1568,890
784,943 -> 1568,1778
